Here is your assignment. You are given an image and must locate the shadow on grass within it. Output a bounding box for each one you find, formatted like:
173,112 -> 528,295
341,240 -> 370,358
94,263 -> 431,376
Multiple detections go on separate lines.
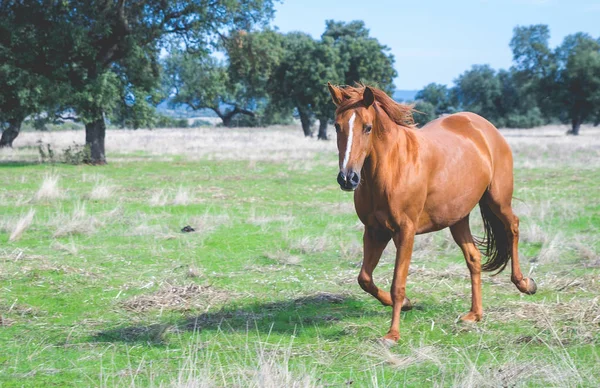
93,292 -> 390,345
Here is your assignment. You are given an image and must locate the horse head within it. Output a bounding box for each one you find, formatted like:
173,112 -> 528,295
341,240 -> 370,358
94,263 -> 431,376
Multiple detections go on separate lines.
328,83 -> 377,191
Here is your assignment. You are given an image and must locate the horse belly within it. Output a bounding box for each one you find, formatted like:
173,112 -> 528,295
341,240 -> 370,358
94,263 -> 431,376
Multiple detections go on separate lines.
417,172 -> 490,233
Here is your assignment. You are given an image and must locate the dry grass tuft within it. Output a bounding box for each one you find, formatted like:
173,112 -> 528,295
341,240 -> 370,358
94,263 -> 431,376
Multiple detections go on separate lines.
290,236 -> 330,254
339,239 -> 362,262
455,359 -> 574,388
149,189 -> 168,206
246,214 -> 295,227
536,232 -> 564,263
52,203 -> 99,238
50,239 -> 79,255
264,250 -> 302,266
160,334 -> 319,388
8,209 -> 35,242
88,177 -> 115,200
188,213 -> 231,234
321,201 -> 356,216
486,298 -> 600,346
35,173 -> 62,201
573,240 -> 600,267
366,343 -> 443,370
126,223 -> 169,237
173,186 -> 192,205
122,283 -> 230,313
244,350 -> 318,388
521,222 -> 548,244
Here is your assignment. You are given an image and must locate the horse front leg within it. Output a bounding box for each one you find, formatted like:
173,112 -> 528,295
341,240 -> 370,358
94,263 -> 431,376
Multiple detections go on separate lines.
358,227 -> 412,310
383,225 -> 415,344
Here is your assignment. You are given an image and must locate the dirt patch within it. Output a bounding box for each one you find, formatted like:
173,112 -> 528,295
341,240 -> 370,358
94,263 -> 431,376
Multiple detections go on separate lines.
122,283 -> 231,313
0,316 -> 14,327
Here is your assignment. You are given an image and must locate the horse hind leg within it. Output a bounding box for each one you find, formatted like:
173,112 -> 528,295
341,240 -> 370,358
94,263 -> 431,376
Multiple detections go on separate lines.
359,227 -> 412,310
480,188 -> 537,295
450,217 -> 483,322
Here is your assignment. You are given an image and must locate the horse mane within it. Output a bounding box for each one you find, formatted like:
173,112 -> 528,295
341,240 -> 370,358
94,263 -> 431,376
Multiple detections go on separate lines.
335,83 -> 416,128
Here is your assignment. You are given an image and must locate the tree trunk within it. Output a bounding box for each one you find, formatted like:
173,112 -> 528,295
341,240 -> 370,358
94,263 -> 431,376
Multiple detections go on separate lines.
567,116 -> 581,135
221,114 -> 233,127
298,107 -> 313,137
0,118 -> 22,148
218,106 -> 255,127
317,117 -> 329,140
85,113 -> 107,164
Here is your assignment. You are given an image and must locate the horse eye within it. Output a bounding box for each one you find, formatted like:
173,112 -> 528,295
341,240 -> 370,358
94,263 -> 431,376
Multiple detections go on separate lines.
364,124 -> 372,133
335,123 -> 341,133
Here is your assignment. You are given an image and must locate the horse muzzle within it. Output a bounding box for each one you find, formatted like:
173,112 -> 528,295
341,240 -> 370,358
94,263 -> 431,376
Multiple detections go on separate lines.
337,171 -> 360,191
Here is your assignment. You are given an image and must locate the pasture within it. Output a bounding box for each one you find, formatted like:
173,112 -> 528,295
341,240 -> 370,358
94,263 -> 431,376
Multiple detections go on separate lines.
1,125 -> 599,387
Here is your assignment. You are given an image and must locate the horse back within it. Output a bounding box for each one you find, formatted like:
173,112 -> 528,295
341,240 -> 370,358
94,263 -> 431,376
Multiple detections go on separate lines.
419,112 -> 511,173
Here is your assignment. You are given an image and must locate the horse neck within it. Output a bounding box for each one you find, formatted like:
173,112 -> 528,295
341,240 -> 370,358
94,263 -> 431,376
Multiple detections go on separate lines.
362,114 -> 416,188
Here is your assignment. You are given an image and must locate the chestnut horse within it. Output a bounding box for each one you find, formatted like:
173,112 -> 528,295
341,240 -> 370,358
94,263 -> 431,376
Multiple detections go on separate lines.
328,83 -> 537,344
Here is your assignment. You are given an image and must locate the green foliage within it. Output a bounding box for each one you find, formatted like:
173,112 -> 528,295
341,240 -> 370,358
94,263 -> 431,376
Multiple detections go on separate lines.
0,0 -> 276,160
37,141 -> 92,165
37,141 -> 55,163
62,143 -> 92,165
155,115 -> 190,128
164,52 -> 230,113
22,120 -> 84,132
415,83 -> 452,116
427,25 -> 599,131
163,51 -> 259,126
163,19 -> 396,136
554,33 -> 600,133
225,29 -> 285,104
496,69 -> 545,128
323,20 -> 397,93
267,31 -> 342,135
454,65 -> 503,125
260,20 -> 397,137
510,25 -> 554,76
413,101 -> 436,127
507,25 -> 600,132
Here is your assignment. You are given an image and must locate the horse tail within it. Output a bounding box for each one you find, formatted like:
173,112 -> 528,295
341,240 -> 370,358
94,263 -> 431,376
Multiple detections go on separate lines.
475,200 -> 511,274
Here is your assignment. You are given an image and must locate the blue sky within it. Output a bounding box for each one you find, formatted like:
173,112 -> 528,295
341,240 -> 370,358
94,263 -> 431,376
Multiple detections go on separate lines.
271,0 -> 600,90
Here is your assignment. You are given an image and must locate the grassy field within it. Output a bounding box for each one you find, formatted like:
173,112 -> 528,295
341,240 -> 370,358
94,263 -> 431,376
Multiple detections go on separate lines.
1,124 -> 599,387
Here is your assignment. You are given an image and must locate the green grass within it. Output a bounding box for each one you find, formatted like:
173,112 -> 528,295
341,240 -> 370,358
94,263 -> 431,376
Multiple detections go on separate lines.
1,137 -> 600,387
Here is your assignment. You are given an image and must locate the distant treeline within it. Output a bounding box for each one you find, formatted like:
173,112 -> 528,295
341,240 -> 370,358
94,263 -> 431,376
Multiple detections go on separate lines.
1,2 -> 597,165
162,20 -> 396,139
0,0 -> 396,163
413,25 -> 600,134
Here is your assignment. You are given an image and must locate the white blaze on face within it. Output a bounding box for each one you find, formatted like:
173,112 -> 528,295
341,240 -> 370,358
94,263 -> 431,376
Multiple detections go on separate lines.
342,113 -> 356,169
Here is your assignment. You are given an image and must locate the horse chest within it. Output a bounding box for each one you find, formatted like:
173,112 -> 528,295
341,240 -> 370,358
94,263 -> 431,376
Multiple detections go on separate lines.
355,190 -> 416,233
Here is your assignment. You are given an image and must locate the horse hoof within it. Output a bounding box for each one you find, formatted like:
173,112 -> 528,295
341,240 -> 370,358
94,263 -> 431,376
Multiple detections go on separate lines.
379,336 -> 398,348
459,311 -> 482,323
401,296 -> 412,311
525,278 -> 537,295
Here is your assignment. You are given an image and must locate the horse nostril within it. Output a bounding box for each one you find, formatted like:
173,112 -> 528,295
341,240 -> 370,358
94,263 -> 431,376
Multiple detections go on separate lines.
349,171 -> 360,185
337,172 -> 347,186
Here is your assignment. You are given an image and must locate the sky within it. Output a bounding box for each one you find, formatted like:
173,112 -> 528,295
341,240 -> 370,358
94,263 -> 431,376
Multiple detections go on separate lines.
271,0 -> 600,90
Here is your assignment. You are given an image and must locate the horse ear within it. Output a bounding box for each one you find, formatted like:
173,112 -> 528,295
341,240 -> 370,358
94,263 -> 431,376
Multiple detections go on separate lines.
328,82 -> 344,106
363,87 -> 375,108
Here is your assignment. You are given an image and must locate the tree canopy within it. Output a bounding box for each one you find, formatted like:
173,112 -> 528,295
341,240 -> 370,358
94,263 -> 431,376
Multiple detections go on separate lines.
0,0 -> 276,162
415,24 -> 600,133
162,19 -> 396,139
